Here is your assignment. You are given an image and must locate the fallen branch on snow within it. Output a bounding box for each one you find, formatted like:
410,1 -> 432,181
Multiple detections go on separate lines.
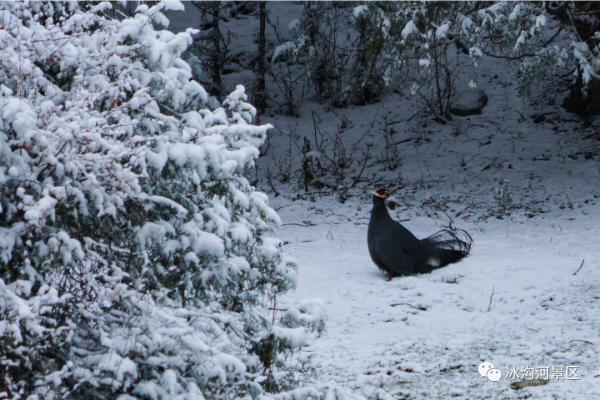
572,259 -> 585,276
390,303 -> 429,311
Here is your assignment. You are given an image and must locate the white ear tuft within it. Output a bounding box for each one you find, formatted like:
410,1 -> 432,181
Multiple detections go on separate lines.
427,258 -> 440,267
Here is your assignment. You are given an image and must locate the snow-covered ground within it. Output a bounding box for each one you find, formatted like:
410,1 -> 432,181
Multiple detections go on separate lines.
275,196 -> 600,399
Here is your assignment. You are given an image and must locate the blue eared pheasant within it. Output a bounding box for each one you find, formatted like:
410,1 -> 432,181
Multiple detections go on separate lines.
368,188 -> 472,281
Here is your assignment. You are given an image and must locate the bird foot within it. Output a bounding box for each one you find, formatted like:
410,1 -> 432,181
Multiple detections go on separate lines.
386,272 -> 394,281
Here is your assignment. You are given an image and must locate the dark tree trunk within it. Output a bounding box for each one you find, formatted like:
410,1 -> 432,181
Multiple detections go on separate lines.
563,72 -> 600,117
209,3 -> 222,97
192,1 -> 228,97
255,1 -> 267,122
547,1 -> 600,116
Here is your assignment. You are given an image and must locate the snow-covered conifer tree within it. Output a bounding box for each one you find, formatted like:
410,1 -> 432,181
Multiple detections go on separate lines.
0,2 -> 330,399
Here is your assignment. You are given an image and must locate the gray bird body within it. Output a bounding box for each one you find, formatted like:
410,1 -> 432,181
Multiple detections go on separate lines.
368,194 -> 472,279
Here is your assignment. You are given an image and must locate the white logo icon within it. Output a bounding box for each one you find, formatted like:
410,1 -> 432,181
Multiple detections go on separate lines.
478,361 -> 494,377
486,368 -> 501,382
478,362 -> 501,382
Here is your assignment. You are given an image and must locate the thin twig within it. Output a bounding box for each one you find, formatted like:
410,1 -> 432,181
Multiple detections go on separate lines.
487,286 -> 495,312
269,307 -> 288,312
266,169 -> 280,197
351,147 -> 370,188
281,222 -> 315,227
572,259 -> 585,276
390,303 -> 429,311
569,339 -> 594,345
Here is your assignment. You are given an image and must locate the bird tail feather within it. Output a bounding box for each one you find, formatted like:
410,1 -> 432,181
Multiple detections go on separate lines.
421,227 -> 473,269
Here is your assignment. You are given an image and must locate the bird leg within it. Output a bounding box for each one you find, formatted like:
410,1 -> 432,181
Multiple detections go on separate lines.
386,271 -> 394,281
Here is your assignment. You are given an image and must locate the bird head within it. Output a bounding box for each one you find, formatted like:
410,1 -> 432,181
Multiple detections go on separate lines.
372,188 -> 391,199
